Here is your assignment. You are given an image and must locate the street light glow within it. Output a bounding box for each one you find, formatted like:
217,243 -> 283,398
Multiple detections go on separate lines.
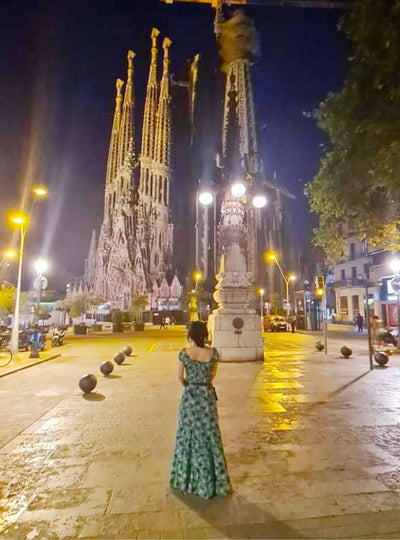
33,185 -> 48,198
252,195 -> 267,208
34,257 -> 49,275
194,271 -> 202,281
198,191 -> 213,205
231,182 -> 246,198
264,251 -> 277,262
259,288 -> 265,295
3,248 -> 17,259
390,258 -> 400,275
288,274 -> 296,281
8,211 -> 28,228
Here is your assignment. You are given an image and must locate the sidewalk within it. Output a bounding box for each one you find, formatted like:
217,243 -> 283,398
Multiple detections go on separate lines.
0,349 -> 61,378
2,331 -> 400,538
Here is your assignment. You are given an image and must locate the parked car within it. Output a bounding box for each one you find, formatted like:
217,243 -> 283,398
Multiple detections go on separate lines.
263,315 -> 289,332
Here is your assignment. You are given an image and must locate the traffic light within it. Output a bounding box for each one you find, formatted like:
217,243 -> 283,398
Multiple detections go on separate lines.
314,276 -> 324,296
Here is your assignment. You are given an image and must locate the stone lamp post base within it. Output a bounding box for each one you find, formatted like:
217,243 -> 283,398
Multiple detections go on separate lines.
209,309 -> 263,362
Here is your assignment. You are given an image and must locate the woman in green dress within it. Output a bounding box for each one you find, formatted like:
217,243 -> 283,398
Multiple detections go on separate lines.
170,321 -> 231,499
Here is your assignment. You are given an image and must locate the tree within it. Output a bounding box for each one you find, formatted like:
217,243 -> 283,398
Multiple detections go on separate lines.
305,0 -> 400,265
129,295 -> 148,323
0,282 -> 15,315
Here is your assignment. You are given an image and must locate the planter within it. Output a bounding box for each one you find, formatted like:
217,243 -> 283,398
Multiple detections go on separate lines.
74,324 -> 88,335
112,323 -> 124,333
133,322 -> 145,331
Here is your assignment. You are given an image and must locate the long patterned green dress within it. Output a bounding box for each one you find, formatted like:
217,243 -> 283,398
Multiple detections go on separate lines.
170,347 -> 231,499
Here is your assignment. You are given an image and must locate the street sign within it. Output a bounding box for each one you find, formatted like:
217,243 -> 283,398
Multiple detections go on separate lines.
390,276 -> 400,295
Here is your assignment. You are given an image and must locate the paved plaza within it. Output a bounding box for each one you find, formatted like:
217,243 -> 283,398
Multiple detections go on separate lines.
1,327 -> 400,539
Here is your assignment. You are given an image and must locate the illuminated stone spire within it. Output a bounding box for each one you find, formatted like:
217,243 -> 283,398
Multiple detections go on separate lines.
148,36 -> 173,279
153,37 -> 172,170
139,28 -> 160,196
118,50 -> 135,169
106,78 -> 124,184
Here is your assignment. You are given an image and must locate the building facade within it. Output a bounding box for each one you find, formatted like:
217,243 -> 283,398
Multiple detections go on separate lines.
89,30 -> 182,311
333,236 -> 399,326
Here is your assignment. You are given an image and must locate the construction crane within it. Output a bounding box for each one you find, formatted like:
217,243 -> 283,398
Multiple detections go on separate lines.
161,0 -> 354,9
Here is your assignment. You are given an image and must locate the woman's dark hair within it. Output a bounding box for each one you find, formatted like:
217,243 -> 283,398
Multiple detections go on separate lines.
188,321 -> 208,348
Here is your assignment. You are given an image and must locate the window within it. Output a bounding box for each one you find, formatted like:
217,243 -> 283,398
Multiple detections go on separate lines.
351,266 -> 357,279
350,243 -> 355,260
339,296 -> 348,319
341,269 -> 345,280
363,263 -> 369,279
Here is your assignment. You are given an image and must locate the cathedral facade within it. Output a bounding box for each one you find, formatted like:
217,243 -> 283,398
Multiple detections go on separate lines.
88,29 -> 182,311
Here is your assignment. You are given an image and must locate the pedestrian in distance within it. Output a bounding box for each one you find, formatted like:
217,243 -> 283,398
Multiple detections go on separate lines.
170,321 -> 231,499
290,315 -> 296,333
356,313 -> 364,333
160,317 -> 165,330
164,315 -> 171,328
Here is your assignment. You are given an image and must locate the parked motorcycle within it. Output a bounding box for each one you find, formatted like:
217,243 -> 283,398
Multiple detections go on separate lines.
51,328 -> 65,347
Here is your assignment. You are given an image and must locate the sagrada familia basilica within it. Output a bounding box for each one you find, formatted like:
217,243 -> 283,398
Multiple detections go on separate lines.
85,29 -> 186,311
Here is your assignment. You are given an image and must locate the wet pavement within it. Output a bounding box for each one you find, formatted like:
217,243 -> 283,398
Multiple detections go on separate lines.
1,328 -> 400,538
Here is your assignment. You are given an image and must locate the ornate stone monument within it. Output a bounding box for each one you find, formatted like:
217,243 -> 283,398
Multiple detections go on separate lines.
209,195 -> 263,362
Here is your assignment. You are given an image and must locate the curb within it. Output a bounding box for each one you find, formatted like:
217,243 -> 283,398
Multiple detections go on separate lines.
0,353 -> 62,378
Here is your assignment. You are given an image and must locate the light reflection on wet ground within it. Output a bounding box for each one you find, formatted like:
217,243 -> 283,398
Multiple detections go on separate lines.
252,346 -> 306,432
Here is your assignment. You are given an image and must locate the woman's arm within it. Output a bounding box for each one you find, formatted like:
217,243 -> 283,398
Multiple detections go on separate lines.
178,360 -> 185,386
211,362 -> 218,380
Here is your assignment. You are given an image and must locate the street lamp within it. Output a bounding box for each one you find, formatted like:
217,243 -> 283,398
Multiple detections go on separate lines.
252,194 -> 267,209
0,248 -> 18,267
6,184 -> 48,356
231,182 -> 246,198
7,211 -> 28,355
265,252 -> 296,315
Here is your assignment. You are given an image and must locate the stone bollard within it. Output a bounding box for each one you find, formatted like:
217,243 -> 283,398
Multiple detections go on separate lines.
315,341 -> 324,352
114,352 -> 125,365
100,361 -> 114,376
340,346 -> 352,358
79,374 -> 97,393
375,351 -> 389,367
123,346 -> 132,356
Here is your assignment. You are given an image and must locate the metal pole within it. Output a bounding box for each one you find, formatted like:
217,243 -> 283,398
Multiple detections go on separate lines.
286,279 -> 290,316
323,289 -> 328,354
213,196 -> 217,275
10,225 -> 25,355
365,280 -> 373,370
260,292 -> 264,320
195,192 -> 199,270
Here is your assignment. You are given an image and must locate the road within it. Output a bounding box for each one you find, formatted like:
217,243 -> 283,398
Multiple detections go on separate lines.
1,327 -> 400,539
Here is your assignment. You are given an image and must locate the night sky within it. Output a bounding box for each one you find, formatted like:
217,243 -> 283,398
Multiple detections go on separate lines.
0,0 -> 349,290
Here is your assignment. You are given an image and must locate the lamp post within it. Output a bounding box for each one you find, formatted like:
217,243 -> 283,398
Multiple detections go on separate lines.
265,252 -> 296,316
390,257 -> 400,333
197,188 -> 216,278
7,185 -> 48,356
8,212 -> 28,355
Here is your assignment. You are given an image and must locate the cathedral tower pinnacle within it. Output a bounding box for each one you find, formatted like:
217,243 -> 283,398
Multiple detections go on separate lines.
139,28 -> 160,197
106,78 -> 124,185
118,50 -> 136,169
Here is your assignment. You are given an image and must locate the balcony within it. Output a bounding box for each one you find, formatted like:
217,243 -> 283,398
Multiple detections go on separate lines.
334,278 -> 367,288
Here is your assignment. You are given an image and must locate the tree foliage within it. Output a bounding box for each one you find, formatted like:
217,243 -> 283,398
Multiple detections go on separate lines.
305,0 -> 400,265
0,281 -> 15,315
